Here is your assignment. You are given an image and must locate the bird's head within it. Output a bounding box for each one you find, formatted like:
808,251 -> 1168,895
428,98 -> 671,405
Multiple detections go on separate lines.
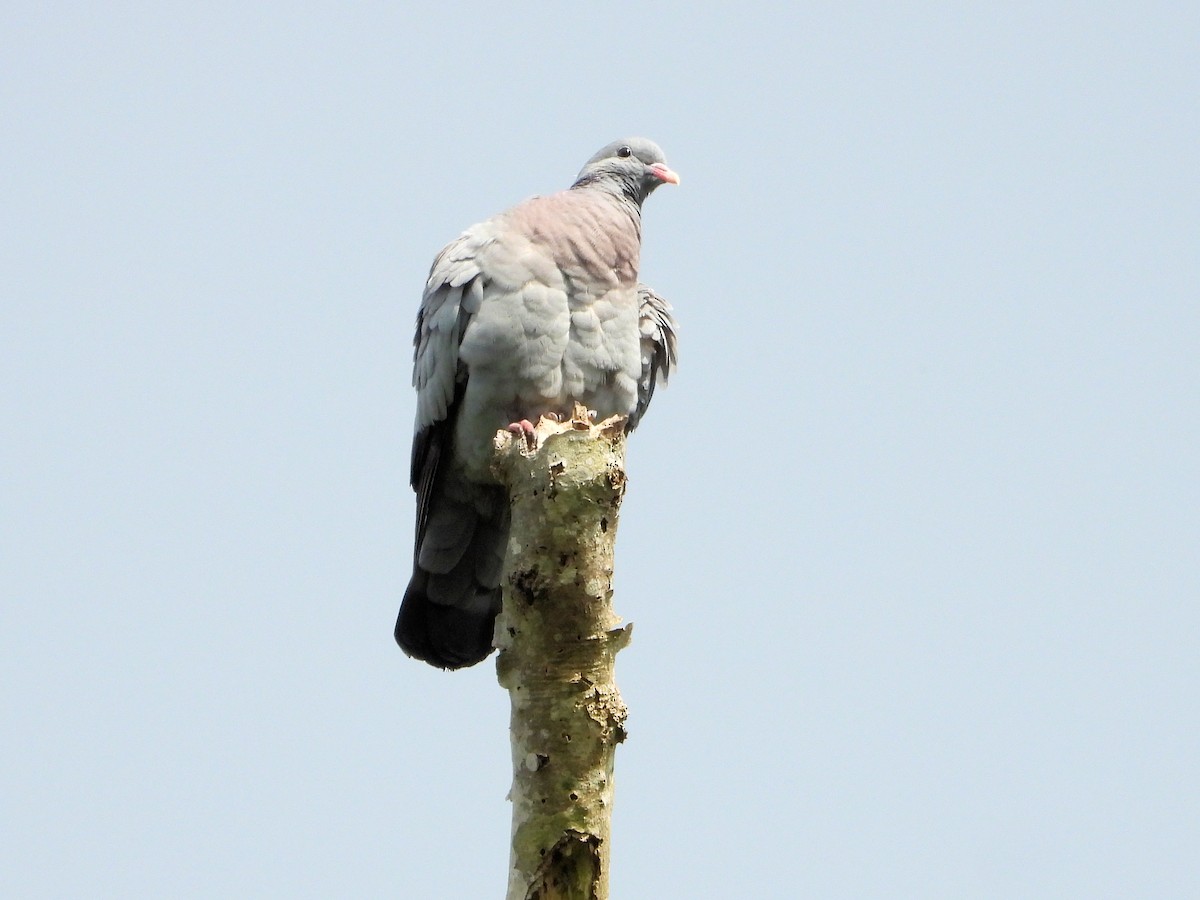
573,138 -> 680,204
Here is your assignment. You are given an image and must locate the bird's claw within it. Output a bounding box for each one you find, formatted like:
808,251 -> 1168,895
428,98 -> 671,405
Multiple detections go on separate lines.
506,419 -> 537,450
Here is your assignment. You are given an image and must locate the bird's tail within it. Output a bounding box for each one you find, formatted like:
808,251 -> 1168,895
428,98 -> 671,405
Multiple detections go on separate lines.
394,481 -> 508,669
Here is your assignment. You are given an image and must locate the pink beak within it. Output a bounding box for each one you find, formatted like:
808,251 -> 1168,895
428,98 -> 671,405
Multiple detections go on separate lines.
648,163 -> 681,185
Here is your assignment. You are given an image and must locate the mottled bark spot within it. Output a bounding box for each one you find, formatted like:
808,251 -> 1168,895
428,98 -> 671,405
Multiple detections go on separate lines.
512,567 -> 548,604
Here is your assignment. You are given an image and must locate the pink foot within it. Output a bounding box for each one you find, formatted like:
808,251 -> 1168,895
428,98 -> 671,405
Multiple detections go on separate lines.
507,419 -> 537,449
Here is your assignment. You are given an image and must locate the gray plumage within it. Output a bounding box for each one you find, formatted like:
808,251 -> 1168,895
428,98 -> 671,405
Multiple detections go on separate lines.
395,138 -> 679,669
631,285 -> 678,433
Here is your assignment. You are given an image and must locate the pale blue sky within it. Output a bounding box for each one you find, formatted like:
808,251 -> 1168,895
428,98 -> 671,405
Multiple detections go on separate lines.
3,3 -> 1197,897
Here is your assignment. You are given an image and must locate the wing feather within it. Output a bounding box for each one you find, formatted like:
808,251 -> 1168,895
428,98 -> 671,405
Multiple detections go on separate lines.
628,284 -> 678,432
409,232 -> 487,550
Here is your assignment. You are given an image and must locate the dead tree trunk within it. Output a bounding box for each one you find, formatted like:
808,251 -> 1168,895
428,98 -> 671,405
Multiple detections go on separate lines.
491,405 -> 633,900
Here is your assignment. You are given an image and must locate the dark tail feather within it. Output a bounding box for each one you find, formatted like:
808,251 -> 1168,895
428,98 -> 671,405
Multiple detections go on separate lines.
394,572 -> 498,669
397,439 -> 509,670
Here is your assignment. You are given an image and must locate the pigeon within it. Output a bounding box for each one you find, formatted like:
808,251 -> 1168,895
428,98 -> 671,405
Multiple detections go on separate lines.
395,138 -> 679,669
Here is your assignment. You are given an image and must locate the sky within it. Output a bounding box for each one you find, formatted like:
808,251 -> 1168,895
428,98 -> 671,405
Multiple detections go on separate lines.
2,2 -> 1197,897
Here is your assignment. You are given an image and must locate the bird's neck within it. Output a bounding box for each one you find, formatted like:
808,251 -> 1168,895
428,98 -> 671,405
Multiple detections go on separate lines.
573,176 -> 646,210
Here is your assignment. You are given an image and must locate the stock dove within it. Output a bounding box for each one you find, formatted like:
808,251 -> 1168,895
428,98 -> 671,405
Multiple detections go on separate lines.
395,138 -> 679,668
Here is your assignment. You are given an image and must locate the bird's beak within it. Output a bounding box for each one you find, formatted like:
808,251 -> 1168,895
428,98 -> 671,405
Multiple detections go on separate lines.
648,163 -> 681,185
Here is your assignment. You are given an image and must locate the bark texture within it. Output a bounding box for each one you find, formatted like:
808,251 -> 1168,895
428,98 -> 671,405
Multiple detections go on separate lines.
492,405 -> 632,900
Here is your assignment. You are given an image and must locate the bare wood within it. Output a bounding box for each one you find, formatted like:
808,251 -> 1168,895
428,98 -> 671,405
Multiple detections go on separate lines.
492,404 -> 632,900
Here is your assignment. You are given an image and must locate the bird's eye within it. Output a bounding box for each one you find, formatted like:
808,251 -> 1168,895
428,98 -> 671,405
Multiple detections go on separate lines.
616,146 -> 632,158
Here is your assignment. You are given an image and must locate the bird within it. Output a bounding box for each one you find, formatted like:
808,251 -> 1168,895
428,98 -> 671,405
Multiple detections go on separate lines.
395,138 -> 679,669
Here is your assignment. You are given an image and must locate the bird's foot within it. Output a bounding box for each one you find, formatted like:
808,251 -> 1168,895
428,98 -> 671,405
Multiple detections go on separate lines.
506,419 -> 538,450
